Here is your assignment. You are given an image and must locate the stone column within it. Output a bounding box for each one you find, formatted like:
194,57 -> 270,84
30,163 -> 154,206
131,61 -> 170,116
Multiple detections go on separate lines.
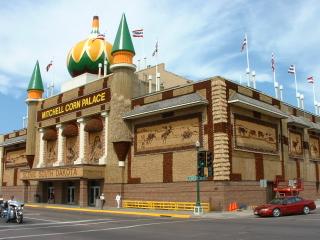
37,128 -> 45,168
54,124 -> 65,166
99,112 -> 109,165
74,118 -> 86,165
212,78 -> 230,180
79,178 -> 88,207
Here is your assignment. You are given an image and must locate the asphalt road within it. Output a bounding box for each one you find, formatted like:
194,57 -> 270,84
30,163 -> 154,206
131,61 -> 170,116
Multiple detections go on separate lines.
0,207 -> 319,240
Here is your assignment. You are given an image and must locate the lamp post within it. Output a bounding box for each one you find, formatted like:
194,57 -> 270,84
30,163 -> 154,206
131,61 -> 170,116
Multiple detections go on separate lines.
194,140 -> 203,215
195,140 -> 201,207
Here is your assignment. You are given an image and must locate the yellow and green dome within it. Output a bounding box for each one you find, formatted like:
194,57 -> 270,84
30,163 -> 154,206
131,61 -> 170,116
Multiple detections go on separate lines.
67,16 -> 113,77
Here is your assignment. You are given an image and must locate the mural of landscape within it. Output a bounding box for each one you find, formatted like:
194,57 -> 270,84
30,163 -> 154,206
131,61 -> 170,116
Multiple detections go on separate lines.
288,131 -> 303,157
309,136 -> 320,159
234,115 -> 278,153
135,116 -> 200,154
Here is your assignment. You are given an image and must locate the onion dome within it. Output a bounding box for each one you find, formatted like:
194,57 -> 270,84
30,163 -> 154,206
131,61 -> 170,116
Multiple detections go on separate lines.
67,16 -> 113,77
27,60 -> 44,99
112,14 -> 135,65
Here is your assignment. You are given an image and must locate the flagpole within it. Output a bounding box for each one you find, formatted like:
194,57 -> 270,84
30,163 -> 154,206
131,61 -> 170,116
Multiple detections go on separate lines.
272,53 -> 278,99
155,40 -> 159,91
293,67 -> 299,107
245,33 -> 250,87
313,80 -> 317,114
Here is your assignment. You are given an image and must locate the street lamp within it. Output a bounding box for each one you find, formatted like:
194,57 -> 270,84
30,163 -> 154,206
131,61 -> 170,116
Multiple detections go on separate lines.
194,140 -> 203,215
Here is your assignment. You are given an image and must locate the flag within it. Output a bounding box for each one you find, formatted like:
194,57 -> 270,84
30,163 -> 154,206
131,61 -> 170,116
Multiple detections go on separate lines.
241,35 -> 247,52
271,53 -> 275,72
307,76 -> 314,83
132,29 -> 143,38
96,33 -> 105,40
46,61 -> 53,72
288,65 -> 295,74
152,41 -> 158,57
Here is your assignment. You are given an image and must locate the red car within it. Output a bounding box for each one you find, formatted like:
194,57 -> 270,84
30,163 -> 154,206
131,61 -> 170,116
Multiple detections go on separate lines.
254,196 -> 316,217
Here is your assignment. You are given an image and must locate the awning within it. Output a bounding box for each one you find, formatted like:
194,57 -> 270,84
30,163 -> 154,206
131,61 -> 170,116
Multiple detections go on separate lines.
287,115 -> 313,128
228,93 -> 288,119
123,93 -> 208,120
0,135 -> 26,147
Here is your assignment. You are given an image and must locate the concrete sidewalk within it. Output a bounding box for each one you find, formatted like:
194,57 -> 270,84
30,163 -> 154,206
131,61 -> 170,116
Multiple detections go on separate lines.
25,199 -> 320,219
25,203 -> 255,219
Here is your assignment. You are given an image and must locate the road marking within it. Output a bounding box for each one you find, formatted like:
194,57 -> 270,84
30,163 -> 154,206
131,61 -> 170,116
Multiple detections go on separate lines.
0,219 -> 200,239
25,204 -> 191,218
23,217 -> 60,223
0,218 -> 154,232
0,218 -> 113,229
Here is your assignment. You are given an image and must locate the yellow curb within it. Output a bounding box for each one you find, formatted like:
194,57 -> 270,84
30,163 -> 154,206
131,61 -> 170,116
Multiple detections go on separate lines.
25,204 -> 191,219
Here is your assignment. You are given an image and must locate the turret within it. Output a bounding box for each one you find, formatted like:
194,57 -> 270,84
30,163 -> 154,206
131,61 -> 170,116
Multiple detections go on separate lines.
26,61 -> 44,167
111,13 -> 135,66
27,61 -> 44,99
107,14 -> 135,180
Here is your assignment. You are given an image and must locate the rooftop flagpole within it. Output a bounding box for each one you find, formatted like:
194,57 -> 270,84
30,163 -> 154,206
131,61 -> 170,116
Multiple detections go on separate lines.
294,67 -> 299,107
288,65 -> 299,107
308,76 -> 317,114
245,33 -> 250,87
271,53 -> 278,99
241,33 -> 250,87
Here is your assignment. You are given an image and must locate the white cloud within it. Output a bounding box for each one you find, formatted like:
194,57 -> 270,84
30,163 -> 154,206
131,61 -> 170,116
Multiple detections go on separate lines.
0,0 -> 319,112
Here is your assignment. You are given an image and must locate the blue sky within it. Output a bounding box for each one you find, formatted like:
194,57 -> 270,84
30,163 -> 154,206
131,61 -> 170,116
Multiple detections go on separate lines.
0,0 -> 320,134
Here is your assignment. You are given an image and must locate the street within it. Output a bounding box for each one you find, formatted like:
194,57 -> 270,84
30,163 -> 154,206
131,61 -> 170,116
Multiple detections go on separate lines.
0,207 -> 319,240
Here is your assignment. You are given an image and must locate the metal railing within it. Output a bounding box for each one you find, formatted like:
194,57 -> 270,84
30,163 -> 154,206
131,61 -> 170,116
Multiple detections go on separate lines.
123,200 -> 210,212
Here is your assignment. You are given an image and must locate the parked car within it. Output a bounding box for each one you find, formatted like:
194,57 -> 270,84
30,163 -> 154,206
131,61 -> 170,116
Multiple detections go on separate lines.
254,196 -> 316,217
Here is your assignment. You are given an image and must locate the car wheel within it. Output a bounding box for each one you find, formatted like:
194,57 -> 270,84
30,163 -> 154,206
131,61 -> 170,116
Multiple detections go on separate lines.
303,206 -> 310,215
272,208 -> 281,217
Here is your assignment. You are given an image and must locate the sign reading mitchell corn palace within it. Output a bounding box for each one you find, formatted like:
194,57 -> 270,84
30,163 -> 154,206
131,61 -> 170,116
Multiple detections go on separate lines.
1,14 -> 320,210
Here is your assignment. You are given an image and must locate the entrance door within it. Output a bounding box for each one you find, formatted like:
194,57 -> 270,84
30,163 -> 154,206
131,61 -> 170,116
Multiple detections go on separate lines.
89,186 -> 100,206
67,186 -> 75,204
48,186 -> 55,203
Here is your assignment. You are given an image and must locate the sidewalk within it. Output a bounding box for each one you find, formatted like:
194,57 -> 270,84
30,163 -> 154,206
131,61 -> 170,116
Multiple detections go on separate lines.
25,199 -> 320,220
26,203 -> 252,219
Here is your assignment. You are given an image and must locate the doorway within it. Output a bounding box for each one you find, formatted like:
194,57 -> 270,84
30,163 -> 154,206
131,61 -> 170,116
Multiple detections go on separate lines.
89,186 -> 100,206
67,186 -> 75,204
266,181 -> 275,203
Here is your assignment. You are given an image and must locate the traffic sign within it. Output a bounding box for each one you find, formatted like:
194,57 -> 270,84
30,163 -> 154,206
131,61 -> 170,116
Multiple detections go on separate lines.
187,176 -> 208,181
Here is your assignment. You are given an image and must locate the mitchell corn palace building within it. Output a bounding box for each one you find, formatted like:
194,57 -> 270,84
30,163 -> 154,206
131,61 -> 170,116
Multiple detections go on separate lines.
0,14 -> 319,210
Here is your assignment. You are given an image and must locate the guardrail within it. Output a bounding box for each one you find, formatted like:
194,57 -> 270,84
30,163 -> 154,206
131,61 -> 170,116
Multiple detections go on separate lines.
123,200 -> 211,212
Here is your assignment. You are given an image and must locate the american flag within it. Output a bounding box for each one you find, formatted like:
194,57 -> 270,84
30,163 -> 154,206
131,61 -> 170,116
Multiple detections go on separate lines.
288,65 -> 295,74
46,61 -> 53,72
132,29 -> 143,38
307,76 -> 314,84
152,41 -> 158,57
271,53 -> 275,72
241,35 -> 247,52
96,34 -> 105,40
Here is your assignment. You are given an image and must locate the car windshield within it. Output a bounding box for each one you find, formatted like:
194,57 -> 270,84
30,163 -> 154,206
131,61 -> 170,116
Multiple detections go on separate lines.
269,198 -> 284,204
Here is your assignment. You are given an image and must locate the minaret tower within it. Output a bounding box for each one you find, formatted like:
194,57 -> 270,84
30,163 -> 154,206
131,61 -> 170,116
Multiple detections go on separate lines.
107,14 -> 135,181
26,61 -> 44,168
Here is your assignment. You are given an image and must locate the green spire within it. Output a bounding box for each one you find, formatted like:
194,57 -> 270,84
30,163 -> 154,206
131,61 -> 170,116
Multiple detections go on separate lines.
112,13 -> 135,55
27,61 -> 44,91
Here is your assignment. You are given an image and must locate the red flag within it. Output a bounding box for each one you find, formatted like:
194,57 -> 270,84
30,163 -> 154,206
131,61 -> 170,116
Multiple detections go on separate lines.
46,61 -> 53,72
307,76 -> 314,83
